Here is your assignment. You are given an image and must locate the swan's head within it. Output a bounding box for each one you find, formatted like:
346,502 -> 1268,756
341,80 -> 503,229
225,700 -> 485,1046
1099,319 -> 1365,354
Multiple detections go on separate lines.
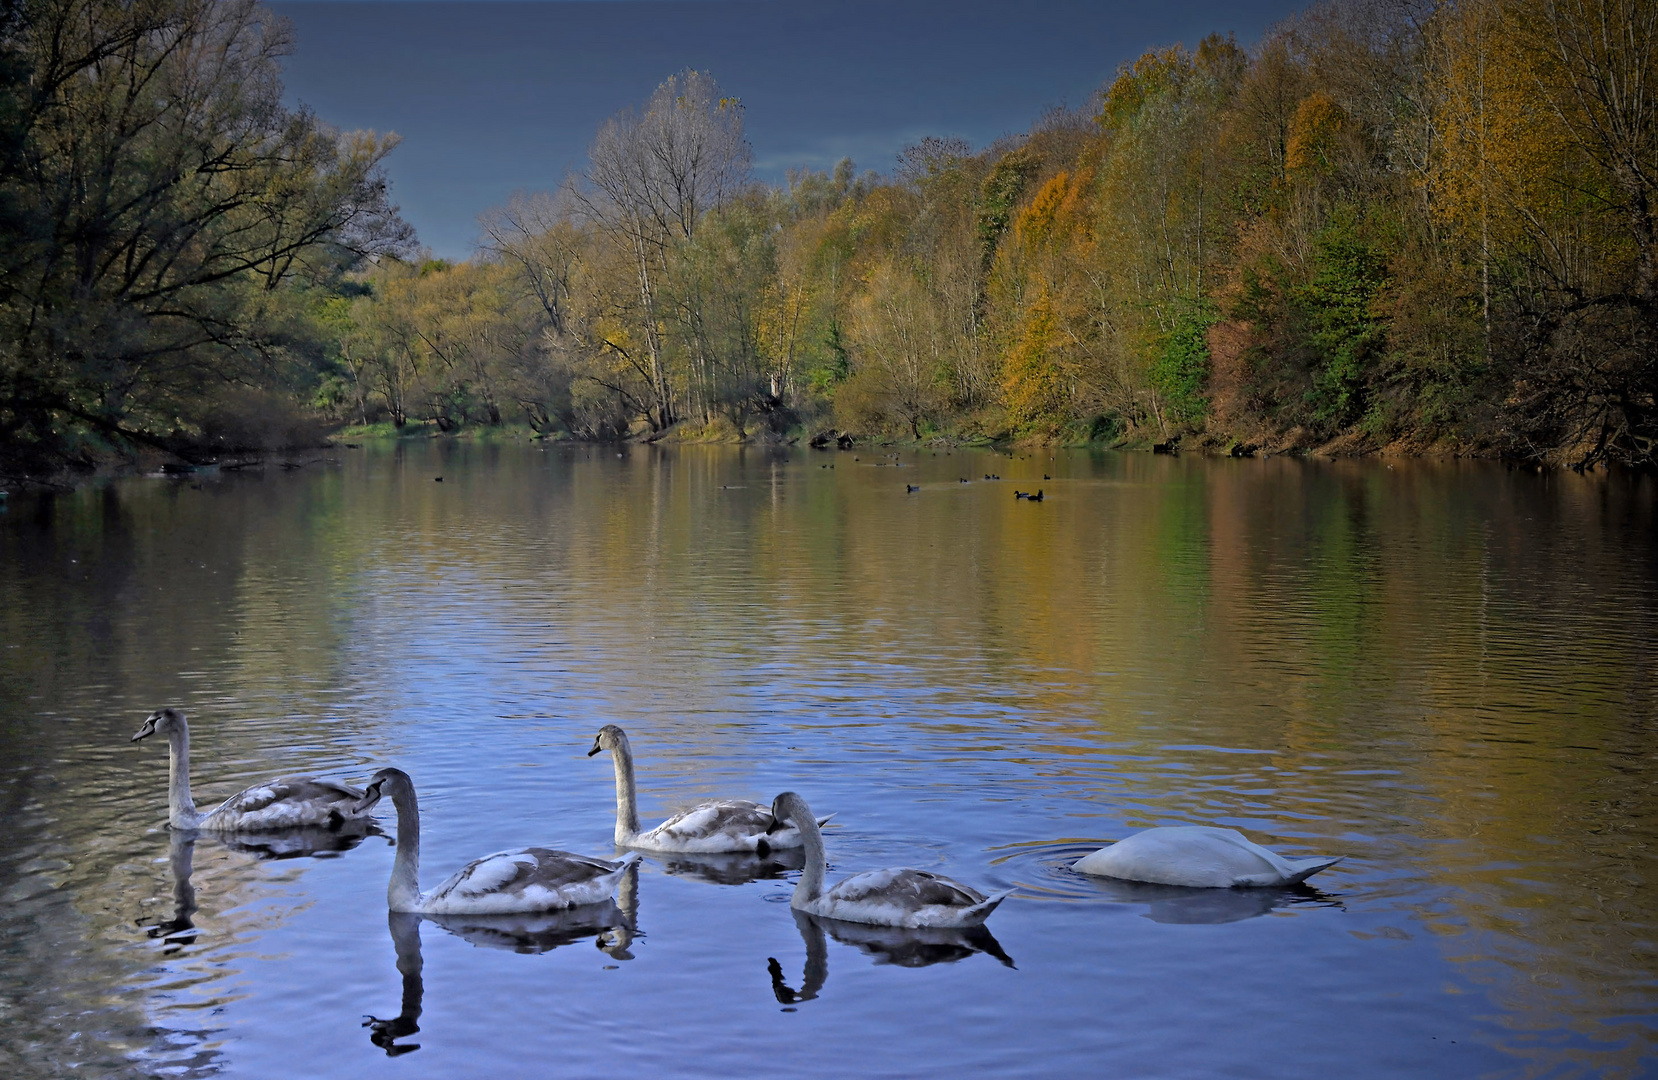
767,791 -> 812,834
132,707 -> 186,743
588,724 -> 629,757
353,767 -> 412,813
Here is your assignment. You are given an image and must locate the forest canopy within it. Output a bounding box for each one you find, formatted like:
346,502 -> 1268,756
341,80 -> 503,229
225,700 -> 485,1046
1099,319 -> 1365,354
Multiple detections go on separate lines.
0,0 -> 409,478
4,0 -> 1655,479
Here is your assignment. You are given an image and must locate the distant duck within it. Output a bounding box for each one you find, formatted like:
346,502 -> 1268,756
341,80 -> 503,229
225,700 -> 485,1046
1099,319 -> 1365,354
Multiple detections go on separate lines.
355,767 -> 635,914
132,708 -> 373,831
589,725 -> 830,854
1028,490 -> 1043,502
959,478 -> 970,483
1043,474 -> 1050,480
1073,826 -> 1342,888
1015,490 -> 1044,501
906,484 -> 920,493
768,791 -> 1011,928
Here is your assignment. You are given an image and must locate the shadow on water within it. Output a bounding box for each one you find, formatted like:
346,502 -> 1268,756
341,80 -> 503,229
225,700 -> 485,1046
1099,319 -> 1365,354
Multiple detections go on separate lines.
366,913 -> 424,1057
1083,877 -> 1341,925
139,824 -> 385,951
768,909 -> 1014,1007
365,863 -> 642,1056
216,820 -> 384,860
647,845 -> 805,886
140,832 -> 199,950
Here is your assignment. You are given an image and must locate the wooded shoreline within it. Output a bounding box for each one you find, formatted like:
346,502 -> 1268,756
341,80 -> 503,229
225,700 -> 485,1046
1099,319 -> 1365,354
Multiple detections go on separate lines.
3,0 -> 1653,487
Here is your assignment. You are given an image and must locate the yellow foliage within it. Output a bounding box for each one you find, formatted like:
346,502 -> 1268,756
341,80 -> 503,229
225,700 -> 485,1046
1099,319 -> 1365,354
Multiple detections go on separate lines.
1001,290 -> 1067,426
1428,0 -> 1587,255
1284,92 -> 1346,176
1098,46 -> 1190,132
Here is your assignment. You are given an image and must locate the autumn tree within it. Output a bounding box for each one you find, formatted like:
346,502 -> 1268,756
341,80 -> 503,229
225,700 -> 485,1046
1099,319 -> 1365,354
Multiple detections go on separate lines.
575,70 -> 751,431
0,0 -> 408,475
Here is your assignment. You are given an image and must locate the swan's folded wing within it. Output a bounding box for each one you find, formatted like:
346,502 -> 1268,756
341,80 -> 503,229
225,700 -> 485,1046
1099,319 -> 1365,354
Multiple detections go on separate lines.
207,776 -> 365,828
648,800 -> 772,844
828,868 -> 987,910
427,848 -> 624,908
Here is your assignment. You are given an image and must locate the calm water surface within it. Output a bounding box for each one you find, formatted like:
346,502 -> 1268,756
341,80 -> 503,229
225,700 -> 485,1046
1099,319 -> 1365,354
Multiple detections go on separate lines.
1,444 -> 1655,1078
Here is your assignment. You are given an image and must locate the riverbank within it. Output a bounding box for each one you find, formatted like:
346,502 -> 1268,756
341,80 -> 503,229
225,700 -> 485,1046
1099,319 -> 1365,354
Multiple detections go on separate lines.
0,410 -> 1610,495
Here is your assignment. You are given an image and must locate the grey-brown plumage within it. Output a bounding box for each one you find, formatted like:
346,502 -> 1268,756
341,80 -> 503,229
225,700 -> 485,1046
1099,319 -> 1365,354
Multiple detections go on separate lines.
131,708 -> 371,831
769,791 -> 1012,928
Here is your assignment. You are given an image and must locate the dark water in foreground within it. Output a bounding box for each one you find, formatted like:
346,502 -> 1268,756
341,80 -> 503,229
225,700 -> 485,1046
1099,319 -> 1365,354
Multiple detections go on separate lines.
1,443 -> 1655,1079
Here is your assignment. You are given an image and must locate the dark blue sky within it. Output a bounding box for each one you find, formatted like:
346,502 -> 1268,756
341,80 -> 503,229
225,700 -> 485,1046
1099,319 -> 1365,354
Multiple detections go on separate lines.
271,1 -> 1303,257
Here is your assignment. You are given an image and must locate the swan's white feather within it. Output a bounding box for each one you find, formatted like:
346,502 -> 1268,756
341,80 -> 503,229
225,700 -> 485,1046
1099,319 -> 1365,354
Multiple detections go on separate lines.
417,848 -> 636,915
801,867 -> 1010,929
1072,825 -> 1342,888
199,776 -> 367,831
637,799 -> 807,853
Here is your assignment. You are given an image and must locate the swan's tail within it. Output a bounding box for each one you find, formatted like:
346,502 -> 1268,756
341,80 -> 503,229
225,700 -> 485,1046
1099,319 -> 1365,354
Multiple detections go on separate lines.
964,888 -> 1016,924
1285,855 -> 1342,885
814,813 -> 835,828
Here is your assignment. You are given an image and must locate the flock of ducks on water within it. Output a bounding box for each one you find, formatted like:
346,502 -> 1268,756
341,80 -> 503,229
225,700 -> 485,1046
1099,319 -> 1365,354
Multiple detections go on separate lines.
133,708 -> 1343,932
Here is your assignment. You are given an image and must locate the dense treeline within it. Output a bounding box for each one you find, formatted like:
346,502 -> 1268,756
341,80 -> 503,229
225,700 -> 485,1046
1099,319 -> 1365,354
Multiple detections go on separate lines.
4,0 -> 1654,479
0,0 -> 408,479
336,0 -> 1655,466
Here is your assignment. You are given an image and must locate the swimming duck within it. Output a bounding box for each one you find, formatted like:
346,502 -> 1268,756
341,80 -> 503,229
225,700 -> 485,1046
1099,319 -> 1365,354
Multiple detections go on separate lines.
355,767 -> 635,915
767,791 -> 1011,928
1072,825 -> 1341,888
132,708 -> 372,831
589,725 -> 829,854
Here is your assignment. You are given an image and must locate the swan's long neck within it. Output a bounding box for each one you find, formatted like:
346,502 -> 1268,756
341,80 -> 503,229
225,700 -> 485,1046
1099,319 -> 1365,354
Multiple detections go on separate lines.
165,725 -> 201,828
608,738 -> 641,843
387,786 -> 422,911
791,808 -> 828,906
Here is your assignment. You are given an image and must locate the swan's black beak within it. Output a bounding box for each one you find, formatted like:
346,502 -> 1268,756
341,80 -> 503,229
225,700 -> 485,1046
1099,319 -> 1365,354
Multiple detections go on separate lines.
765,817 -> 786,835
131,722 -> 154,743
351,782 -> 384,815
587,740 -> 602,757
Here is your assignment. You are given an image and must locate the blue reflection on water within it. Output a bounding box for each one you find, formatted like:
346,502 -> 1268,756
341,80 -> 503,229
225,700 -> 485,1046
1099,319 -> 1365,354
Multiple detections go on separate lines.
1,443 -> 1654,1078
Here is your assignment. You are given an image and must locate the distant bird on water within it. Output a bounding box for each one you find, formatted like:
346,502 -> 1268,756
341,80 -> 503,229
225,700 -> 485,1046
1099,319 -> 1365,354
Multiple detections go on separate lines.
1015,490 -> 1044,502
433,477 -> 443,482
906,484 -> 920,493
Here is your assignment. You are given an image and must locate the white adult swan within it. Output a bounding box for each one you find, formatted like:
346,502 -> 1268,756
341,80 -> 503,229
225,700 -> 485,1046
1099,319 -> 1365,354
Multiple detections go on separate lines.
132,708 -> 372,831
588,725 -> 830,854
355,767 -> 636,915
768,791 -> 1011,928
1073,826 -> 1342,888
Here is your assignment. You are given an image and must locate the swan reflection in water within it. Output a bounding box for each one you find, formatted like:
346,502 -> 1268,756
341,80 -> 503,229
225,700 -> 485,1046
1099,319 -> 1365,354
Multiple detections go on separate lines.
767,908 -> 1014,1006
142,831 -> 200,950
140,824 -> 383,951
651,845 -> 805,886
217,819 -> 382,860
1084,875 -> 1342,924
365,862 -> 640,1055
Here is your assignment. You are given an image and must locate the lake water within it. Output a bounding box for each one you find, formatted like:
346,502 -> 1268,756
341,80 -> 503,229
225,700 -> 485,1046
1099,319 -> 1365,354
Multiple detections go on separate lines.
1,443 -> 1655,1079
